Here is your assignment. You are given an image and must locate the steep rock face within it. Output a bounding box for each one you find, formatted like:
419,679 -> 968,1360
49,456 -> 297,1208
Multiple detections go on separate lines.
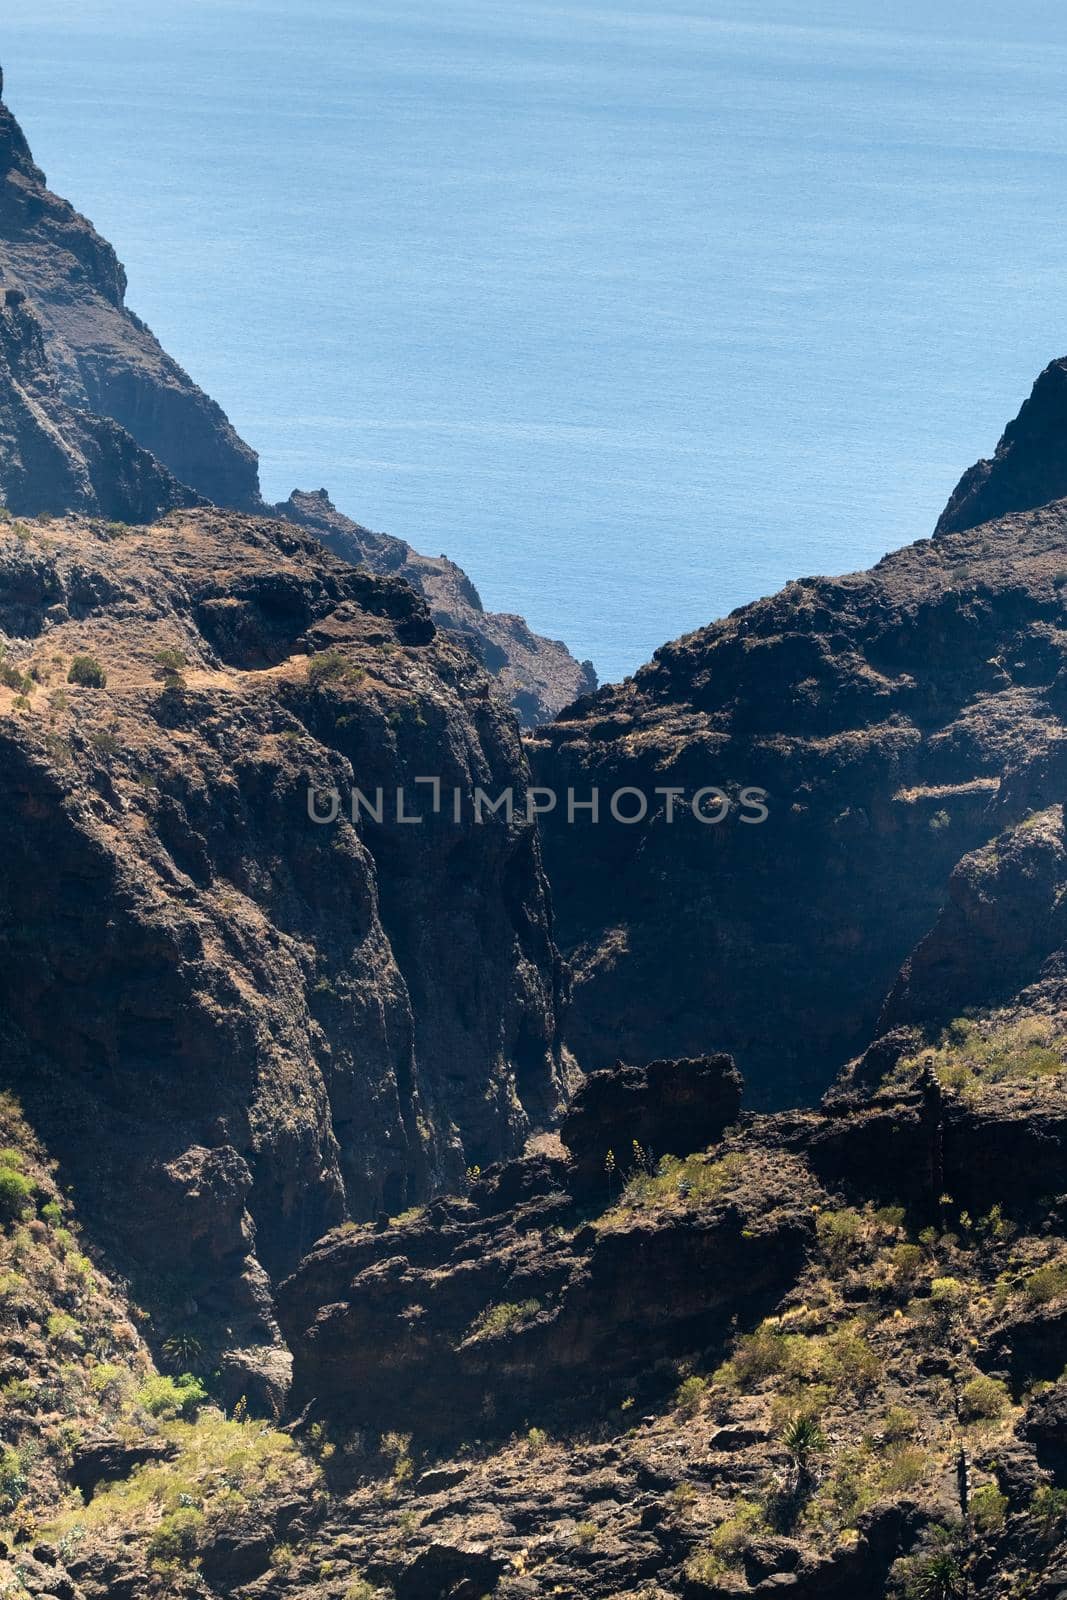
278,489 -> 597,727
532,500 -> 1067,1106
936,357 -> 1067,535
878,798 -> 1067,1037
0,508 -> 568,1367
0,284 -> 197,520
0,101 -> 260,509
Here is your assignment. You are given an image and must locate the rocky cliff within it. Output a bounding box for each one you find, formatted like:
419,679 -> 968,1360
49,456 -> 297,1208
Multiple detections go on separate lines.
0,505 -> 570,1401
0,99 -> 259,510
0,82 -> 593,723
531,488 -> 1067,1106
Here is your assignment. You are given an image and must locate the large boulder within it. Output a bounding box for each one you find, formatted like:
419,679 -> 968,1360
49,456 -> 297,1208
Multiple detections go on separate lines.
560,1054 -> 743,1187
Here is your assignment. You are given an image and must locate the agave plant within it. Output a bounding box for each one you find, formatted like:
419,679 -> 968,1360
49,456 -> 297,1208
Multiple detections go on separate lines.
161,1331 -> 204,1374
912,1552 -> 964,1600
781,1412 -> 827,1465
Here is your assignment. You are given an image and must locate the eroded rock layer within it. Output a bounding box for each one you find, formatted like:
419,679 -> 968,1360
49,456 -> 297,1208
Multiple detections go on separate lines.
0,507 -> 569,1377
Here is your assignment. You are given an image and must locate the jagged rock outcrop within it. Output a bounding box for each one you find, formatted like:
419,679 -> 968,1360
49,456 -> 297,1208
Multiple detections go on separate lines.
0,507 -> 569,1377
936,357 -> 1067,535
0,80 -> 593,722
531,496 -> 1067,1106
276,1073 -> 810,1441
559,1053 -> 742,1188
278,489 -> 597,726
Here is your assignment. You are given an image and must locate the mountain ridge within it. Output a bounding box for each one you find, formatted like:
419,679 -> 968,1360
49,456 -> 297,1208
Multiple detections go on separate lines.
0,80 -> 593,725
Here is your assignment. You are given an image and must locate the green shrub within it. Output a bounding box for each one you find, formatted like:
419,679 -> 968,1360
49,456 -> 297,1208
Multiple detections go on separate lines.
147,1506 -> 203,1566
886,1243 -> 924,1295
47,1311 -> 81,1346
674,1374 -> 708,1416
1030,1483 -> 1067,1538
816,1207 -> 864,1269
971,1482 -> 1008,1531
686,1499 -> 765,1580
0,1445 -> 28,1511
466,1299 -> 541,1341
153,648 -> 188,674
0,1166 -> 33,1224
137,1372 -> 208,1419
89,1363 -> 133,1405
379,1429 -> 414,1482
880,1406 -> 918,1442
307,650 -> 365,687
1025,1261 -> 1067,1305
67,654 -> 107,689
958,1374 -> 1009,1423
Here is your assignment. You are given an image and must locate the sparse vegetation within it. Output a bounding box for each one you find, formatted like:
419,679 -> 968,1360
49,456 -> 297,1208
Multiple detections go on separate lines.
307,649 -> 367,687
889,1015 -> 1067,1094
599,1150 -> 745,1223
714,1318 -> 882,1397
685,1500 -> 765,1582
466,1298 -> 542,1341
67,654 -> 107,689
958,1373 -> 1009,1423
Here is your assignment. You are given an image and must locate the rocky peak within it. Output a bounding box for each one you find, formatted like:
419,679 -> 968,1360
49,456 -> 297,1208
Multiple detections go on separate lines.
936,356 -> 1067,534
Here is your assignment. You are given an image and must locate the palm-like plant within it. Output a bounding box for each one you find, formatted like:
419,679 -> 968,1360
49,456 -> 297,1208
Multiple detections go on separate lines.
781,1413 -> 826,1466
162,1331 -> 203,1373
912,1552 -> 964,1600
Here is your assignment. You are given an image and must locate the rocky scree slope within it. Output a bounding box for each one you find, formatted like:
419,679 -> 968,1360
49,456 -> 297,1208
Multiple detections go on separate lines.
0,505 -> 570,1396
6,1044 -> 1067,1599
0,1084 -> 326,1600
0,82 -> 592,723
264,1047 -> 1067,1600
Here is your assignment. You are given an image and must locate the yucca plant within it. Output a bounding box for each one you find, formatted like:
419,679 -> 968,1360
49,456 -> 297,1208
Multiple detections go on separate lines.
781,1412 -> 826,1465
912,1552 -> 964,1600
162,1331 -> 204,1373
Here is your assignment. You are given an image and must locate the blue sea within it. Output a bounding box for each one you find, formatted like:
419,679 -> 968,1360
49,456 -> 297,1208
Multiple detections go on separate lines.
5,0 -> 1067,684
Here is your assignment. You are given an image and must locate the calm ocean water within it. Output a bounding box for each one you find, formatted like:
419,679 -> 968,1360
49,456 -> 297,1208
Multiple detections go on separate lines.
5,0 -> 1067,683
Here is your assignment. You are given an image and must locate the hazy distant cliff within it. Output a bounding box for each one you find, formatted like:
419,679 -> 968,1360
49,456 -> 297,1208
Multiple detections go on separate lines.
0,82 -> 592,723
